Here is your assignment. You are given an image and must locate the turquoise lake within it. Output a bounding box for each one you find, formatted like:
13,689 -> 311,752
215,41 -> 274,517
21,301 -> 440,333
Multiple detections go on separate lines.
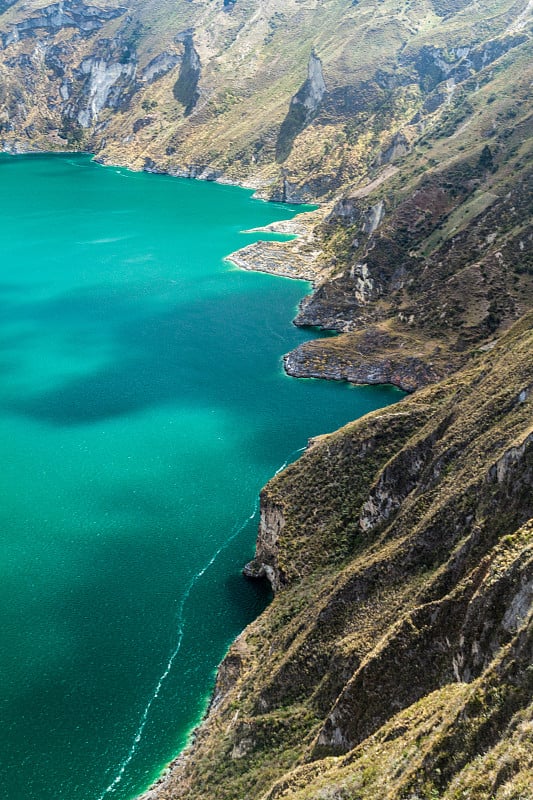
0,153 -> 402,800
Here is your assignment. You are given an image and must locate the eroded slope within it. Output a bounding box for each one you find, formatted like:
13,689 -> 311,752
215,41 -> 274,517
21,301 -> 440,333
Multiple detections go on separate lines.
139,316 -> 533,800
0,0 -> 531,201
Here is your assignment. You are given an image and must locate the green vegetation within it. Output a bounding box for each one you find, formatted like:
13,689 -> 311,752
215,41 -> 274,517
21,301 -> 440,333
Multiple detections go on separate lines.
141,316 -> 533,800
0,1 -> 531,797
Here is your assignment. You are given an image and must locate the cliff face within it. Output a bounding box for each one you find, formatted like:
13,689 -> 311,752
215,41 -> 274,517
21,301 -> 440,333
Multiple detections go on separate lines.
2,2 -> 532,798
140,315 -> 533,800
285,160 -> 533,391
2,2 -> 531,392
0,0 -> 531,202
275,51 -> 326,164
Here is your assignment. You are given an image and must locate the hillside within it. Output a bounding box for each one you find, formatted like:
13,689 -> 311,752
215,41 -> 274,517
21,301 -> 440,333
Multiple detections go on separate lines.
0,0 -> 531,199
140,314 -> 533,800
1,0 -> 532,798
1,0 -> 531,386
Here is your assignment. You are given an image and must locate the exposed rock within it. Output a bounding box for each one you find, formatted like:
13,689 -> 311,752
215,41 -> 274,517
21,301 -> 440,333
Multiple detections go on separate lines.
44,41 -> 73,78
226,239 -> 320,282
269,172 -> 335,203
413,34 -> 527,92
246,498 -> 286,592
375,132 -> 409,166
242,559 -> 267,580
284,335 -> 443,392
1,0 -> 126,49
350,262 -> 374,303
325,196 -> 361,224
226,206 -> 326,282
210,633 -> 249,710
286,161 -> 533,395
142,51 -> 180,84
72,55 -> 137,127
275,50 -> 326,162
296,50 -> 326,121
361,200 -> 385,235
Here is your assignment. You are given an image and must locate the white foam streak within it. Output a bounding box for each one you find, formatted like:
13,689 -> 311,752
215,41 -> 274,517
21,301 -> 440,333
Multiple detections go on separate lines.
96,447 -> 304,798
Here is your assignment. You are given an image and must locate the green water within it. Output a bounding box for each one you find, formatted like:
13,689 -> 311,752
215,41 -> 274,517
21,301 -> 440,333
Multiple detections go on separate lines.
0,153 -> 401,800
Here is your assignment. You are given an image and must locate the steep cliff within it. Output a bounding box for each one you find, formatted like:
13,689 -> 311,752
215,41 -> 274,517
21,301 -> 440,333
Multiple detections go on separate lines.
2,2 -> 531,389
140,314 -> 533,800
285,158 -> 533,390
2,2 -> 532,797
1,0 -> 531,202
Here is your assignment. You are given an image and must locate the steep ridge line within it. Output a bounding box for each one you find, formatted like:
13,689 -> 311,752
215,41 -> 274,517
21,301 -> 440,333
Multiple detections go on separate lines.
137,317 -> 533,799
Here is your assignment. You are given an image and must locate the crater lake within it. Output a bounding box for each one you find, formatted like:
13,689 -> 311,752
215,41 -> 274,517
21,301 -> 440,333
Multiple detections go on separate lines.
0,153 -> 401,800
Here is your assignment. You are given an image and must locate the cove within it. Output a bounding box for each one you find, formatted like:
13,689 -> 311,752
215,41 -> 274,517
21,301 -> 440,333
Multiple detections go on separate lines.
0,153 -> 402,800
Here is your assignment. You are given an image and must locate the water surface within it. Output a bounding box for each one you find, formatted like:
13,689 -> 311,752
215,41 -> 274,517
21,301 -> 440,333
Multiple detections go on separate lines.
0,154 -> 401,800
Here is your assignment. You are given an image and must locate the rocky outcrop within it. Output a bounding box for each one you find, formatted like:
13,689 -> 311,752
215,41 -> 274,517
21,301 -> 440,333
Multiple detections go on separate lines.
375,132 -> 409,166
0,0 -> 126,49
142,51 -> 180,84
72,54 -> 137,127
413,33 -> 528,92
243,499 -> 286,592
284,336 -> 444,392
293,50 -> 326,122
275,50 -> 326,162
226,239 -> 320,282
137,314 -> 533,800
360,200 -> 385,235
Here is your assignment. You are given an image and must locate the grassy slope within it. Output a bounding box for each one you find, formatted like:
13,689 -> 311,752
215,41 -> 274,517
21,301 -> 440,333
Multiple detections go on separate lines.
284,33 -> 533,389
0,0 -> 530,193
1,2 -> 532,797
140,315 -> 532,800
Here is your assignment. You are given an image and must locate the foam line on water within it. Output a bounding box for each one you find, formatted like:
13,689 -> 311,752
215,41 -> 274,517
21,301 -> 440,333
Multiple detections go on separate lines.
95,507 -> 256,799
96,447 -> 305,799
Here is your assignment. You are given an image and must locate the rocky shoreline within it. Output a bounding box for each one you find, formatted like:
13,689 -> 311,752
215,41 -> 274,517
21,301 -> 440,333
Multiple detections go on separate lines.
283,346 -> 439,393
225,239 -> 319,283
136,315 -> 533,800
282,323 -> 454,393
224,207 -> 327,284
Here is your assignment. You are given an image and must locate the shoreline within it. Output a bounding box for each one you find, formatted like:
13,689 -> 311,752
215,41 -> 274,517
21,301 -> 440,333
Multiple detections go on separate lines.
4,147 -> 403,800
225,239 -> 320,283
1,142 -> 322,205
225,207 -> 329,285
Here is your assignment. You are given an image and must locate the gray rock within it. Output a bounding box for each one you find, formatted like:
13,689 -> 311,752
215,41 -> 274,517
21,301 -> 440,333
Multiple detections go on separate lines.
142,51 -> 180,84
361,200 -> 385,235
73,56 -> 137,127
1,0 -> 127,49
375,132 -> 409,166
